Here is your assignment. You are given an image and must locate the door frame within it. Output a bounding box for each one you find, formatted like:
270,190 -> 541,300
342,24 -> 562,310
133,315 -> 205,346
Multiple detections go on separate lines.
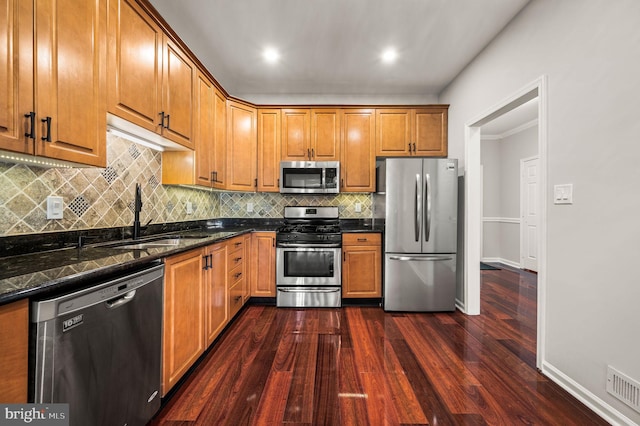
463,75 -> 547,369
520,155 -> 539,271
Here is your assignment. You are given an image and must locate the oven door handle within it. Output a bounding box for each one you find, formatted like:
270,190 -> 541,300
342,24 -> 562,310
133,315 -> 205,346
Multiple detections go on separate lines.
278,288 -> 341,293
276,242 -> 342,248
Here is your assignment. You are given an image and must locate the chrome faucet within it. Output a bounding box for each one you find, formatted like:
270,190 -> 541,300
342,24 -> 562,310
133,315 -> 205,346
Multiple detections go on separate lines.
133,183 -> 143,240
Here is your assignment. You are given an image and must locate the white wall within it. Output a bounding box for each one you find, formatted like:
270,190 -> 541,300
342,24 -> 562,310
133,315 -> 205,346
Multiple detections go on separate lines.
440,0 -> 640,423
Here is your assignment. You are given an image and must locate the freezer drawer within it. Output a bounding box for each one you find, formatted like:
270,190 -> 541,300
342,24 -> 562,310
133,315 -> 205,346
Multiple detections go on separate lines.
384,254 -> 456,312
276,287 -> 341,307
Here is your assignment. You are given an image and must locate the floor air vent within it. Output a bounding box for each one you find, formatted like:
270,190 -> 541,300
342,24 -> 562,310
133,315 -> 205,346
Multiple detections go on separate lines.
607,366 -> 640,413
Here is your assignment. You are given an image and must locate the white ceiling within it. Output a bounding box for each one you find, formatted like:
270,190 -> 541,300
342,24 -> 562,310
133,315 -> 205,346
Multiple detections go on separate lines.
149,0 -> 530,104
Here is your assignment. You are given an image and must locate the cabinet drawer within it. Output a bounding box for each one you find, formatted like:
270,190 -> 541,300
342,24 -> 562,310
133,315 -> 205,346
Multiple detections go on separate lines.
227,236 -> 244,252
228,248 -> 244,268
342,233 -> 381,246
228,280 -> 244,318
228,263 -> 244,285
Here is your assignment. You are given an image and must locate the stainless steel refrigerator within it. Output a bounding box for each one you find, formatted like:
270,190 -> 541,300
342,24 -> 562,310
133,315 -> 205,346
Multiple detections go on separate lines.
383,158 -> 458,311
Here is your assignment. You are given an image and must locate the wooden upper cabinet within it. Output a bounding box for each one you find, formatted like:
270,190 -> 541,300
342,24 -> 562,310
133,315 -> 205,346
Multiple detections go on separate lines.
108,0 -> 195,149
212,88 -> 227,188
194,71 -> 215,186
226,100 -> 257,191
341,109 -> 375,192
376,109 -> 412,156
33,0 -> 107,167
281,109 -> 310,161
161,38 -> 195,148
376,107 -> 448,157
108,0 -> 162,132
0,0 -> 34,155
257,109 -> 281,192
311,108 -> 340,161
414,107 -> 448,156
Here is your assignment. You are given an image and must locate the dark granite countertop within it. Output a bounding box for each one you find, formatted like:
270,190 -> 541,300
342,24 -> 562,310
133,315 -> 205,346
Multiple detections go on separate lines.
0,218 -> 378,306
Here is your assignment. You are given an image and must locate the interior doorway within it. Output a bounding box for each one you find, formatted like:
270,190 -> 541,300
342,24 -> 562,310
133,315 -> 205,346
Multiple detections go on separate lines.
463,76 -> 547,369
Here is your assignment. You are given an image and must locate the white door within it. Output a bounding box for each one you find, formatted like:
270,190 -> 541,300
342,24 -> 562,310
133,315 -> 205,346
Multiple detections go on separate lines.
520,157 -> 539,271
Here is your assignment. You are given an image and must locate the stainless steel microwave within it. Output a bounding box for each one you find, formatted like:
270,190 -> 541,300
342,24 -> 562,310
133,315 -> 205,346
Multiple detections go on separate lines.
279,161 -> 340,194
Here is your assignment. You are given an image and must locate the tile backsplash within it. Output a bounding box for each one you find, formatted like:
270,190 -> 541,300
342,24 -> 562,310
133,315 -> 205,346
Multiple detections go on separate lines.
0,134 -> 218,236
0,134 -> 373,236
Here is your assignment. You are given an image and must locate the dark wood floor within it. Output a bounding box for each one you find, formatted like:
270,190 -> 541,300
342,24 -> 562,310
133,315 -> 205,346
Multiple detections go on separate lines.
151,266 -> 608,425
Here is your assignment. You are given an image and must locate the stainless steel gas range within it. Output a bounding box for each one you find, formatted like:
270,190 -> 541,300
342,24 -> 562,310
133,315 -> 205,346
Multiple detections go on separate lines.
275,206 -> 342,307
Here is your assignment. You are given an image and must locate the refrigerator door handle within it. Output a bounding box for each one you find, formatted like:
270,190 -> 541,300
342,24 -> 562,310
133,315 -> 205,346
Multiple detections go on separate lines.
415,173 -> 421,241
425,173 -> 431,242
389,255 -> 453,261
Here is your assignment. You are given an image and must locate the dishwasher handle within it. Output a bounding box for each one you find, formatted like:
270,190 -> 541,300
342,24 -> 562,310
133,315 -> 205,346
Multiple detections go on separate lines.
106,290 -> 136,309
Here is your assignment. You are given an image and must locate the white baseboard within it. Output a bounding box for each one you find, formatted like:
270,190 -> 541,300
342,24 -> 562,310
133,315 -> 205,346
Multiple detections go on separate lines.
455,298 -> 466,313
541,361 -> 638,426
481,257 -> 521,269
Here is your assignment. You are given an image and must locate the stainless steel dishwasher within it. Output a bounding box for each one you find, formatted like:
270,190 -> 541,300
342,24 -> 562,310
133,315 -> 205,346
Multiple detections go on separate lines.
32,263 -> 164,426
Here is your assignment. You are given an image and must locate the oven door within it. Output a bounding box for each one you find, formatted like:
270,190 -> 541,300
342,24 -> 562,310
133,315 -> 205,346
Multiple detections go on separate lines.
276,246 -> 341,286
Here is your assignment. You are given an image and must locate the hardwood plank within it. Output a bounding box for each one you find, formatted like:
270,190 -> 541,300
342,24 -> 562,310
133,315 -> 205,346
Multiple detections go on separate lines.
151,267 -> 608,426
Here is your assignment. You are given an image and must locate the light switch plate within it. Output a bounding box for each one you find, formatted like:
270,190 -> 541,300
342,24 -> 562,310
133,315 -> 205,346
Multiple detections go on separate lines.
554,184 -> 573,204
186,201 -> 193,214
247,202 -> 254,213
47,196 -> 64,219
355,202 -> 362,213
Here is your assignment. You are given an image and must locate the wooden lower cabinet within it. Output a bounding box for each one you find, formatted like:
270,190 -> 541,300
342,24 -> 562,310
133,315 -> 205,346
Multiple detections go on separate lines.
342,233 -> 382,298
242,234 -> 252,302
162,248 -> 205,396
0,299 -> 29,403
250,232 -> 276,297
205,242 -> 228,346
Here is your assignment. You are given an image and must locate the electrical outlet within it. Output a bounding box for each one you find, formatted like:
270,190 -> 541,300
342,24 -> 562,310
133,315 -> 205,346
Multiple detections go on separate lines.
46,196 -> 64,219
355,202 -> 362,213
186,201 -> 193,214
247,202 -> 254,213
553,184 -> 573,205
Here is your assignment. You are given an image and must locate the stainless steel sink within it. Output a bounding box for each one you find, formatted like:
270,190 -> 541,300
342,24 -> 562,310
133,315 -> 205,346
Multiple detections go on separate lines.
114,238 -> 183,250
108,234 -> 210,250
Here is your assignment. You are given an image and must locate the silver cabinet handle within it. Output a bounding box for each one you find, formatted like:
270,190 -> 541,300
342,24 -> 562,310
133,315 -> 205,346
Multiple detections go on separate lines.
425,173 -> 431,242
389,256 -> 452,261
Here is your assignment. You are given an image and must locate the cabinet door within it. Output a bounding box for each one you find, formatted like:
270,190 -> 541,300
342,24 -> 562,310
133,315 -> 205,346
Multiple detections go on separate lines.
107,0 -> 162,133
311,108 -> 340,161
0,299 -> 28,403
341,109 -> 375,192
413,107 -> 448,157
343,245 -> 381,298
0,0 -> 33,155
250,232 -> 276,297
281,109 -> 310,160
35,0 -> 107,167
161,37 -> 195,148
162,249 -> 205,396
212,88 -> 227,188
376,109 -> 411,156
226,100 -> 257,191
205,243 -> 228,346
257,109 -> 281,192
195,72 -> 215,186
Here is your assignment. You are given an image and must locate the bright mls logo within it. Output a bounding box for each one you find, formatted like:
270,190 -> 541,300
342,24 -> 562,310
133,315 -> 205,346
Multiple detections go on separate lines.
0,404 -> 68,426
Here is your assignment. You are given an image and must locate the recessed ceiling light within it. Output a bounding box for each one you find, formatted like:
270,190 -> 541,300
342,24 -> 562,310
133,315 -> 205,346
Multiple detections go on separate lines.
263,47 -> 280,64
381,48 -> 398,64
